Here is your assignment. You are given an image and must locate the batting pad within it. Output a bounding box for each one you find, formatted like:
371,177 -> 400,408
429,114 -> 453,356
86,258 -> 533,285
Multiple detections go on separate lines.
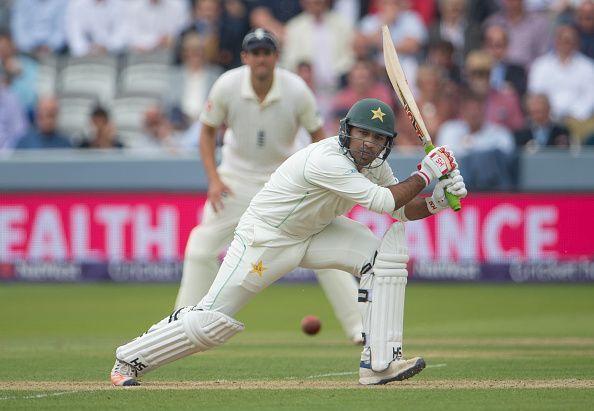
116,309 -> 244,375
359,222 -> 408,372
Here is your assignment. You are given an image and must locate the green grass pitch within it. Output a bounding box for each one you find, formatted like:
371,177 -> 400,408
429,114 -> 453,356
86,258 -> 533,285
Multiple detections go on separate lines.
1,282 -> 593,410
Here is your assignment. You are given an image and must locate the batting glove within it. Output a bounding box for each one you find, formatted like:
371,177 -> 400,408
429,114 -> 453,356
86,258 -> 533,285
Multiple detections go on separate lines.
414,146 -> 458,186
426,169 -> 468,214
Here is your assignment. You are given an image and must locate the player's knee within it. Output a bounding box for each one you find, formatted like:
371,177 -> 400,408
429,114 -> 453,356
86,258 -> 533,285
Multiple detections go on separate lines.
373,252 -> 408,278
372,222 -> 408,278
182,309 -> 244,348
184,227 -> 222,260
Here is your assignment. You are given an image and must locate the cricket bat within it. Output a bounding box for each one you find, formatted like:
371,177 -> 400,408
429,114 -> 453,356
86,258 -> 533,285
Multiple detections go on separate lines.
381,25 -> 461,211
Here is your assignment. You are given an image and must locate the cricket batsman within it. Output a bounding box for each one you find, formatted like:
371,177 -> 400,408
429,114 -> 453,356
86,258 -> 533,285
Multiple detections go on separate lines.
111,98 -> 468,386
176,28 -> 364,343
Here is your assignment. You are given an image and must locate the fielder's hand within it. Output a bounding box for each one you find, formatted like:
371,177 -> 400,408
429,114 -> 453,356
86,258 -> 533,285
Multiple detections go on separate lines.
415,146 -> 458,186
426,169 -> 468,214
208,179 -> 233,213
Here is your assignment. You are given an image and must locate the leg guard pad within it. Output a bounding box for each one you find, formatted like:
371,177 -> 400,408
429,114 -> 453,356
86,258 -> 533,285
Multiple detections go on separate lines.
116,308 -> 244,375
359,222 -> 408,372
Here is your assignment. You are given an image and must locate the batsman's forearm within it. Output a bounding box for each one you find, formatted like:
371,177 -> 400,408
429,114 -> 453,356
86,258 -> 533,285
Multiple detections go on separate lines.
403,197 -> 433,220
388,174 -> 426,210
199,125 -> 220,183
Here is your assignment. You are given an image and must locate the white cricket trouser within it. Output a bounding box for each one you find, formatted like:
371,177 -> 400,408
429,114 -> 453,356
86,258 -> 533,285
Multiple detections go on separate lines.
197,216 -> 380,317
176,173 -> 364,339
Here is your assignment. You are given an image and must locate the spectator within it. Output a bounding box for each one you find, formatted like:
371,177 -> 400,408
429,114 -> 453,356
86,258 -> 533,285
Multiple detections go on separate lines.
282,0 -> 354,96
515,93 -> 571,149
437,91 -> 515,155
124,0 -> 190,54
216,0 -> 250,70
0,68 -> 27,152
167,33 -> 222,123
358,0 -> 427,86
331,59 -> 394,132
78,106 -> 124,149
0,0 -> 13,31
10,0 -> 68,57
529,24 -> 594,122
574,0 -> 594,59
175,0 -> 221,64
396,64 -> 459,151
65,0 -> 127,57
15,96 -> 72,150
465,50 -> 525,131
437,91 -> 516,190
427,39 -> 463,85
0,30 -> 38,114
248,0 -> 303,43
428,0 -> 482,65
141,104 -> 179,152
482,24 -> 528,97
484,0 -> 553,68
466,0 -> 499,24
410,0 -> 438,27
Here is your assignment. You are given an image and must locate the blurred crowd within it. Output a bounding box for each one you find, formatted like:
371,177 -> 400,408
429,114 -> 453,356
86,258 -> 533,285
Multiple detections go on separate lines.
1,0 -> 594,180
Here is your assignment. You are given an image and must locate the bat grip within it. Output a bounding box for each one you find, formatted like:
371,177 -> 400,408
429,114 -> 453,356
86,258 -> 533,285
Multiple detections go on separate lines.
424,144 -> 462,212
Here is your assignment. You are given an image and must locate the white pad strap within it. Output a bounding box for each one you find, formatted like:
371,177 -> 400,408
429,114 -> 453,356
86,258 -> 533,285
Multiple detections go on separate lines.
116,308 -> 244,375
359,222 -> 408,372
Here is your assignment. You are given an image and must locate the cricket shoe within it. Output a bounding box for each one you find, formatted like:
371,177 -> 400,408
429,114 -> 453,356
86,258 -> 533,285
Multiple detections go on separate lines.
359,357 -> 426,385
111,359 -> 140,386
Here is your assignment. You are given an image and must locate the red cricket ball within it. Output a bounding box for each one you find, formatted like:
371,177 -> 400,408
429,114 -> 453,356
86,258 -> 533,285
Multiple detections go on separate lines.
301,315 -> 321,335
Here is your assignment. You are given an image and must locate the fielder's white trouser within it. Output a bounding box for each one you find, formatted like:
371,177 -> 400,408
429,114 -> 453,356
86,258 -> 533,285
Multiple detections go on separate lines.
176,173 -> 363,339
197,216 -> 380,316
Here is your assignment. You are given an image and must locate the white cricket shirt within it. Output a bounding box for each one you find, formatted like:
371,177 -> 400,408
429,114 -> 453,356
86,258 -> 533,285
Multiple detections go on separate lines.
200,66 -> 323,182
245,137 -> 397,241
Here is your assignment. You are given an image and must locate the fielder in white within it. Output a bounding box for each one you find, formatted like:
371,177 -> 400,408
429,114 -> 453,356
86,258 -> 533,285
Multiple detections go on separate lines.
175,28 -> 364,343
111,97 -> 467,386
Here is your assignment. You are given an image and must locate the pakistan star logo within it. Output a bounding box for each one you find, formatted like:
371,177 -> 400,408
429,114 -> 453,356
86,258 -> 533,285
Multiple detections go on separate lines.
371,107 -> 386,122
249,260 -> 267,277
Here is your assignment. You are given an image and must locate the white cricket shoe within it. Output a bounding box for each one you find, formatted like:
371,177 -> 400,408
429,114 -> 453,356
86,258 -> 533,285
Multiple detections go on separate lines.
110,359 -> 140,386
359,357 -> 426,385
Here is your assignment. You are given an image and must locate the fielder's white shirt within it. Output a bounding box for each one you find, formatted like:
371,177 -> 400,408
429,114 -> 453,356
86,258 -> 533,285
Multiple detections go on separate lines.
200,66 -> 323,183
244,137 -> 397,242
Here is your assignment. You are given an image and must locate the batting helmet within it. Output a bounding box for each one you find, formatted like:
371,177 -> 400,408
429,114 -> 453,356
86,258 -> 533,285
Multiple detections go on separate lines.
339,98 -> 397,167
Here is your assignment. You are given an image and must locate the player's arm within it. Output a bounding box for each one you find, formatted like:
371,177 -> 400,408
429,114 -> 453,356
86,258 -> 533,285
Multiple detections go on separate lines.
388,147 -> 466,219
309,127 -> 326,143
199,122 -> 232,213
392,170 -> 468,221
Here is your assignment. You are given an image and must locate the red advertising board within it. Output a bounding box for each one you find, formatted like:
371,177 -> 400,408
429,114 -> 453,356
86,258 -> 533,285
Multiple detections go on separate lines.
1,192 -> 593,263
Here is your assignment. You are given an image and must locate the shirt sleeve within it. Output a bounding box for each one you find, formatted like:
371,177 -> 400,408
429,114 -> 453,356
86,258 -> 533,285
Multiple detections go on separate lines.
304,151 -> 395,214
375,161 -> 399,187
199,74 -> 228,128
297,82 -> 324,133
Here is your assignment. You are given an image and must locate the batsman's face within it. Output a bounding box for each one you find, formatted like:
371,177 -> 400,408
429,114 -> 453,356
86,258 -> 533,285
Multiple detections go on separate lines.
242,48 -> 278,80
348,126 -> 389,168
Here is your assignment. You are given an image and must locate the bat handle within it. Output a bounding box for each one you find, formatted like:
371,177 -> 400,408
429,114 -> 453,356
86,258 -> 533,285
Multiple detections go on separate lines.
424,144 -> 462,212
